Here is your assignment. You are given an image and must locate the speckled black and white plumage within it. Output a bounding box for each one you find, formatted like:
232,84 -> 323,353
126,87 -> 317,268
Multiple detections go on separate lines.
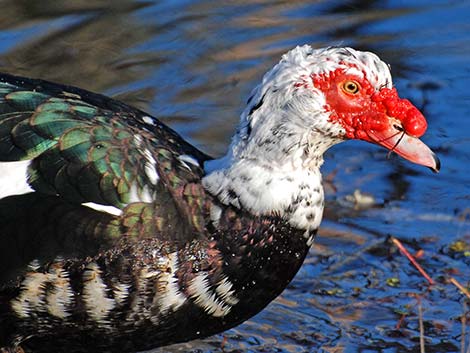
0,63 -> 312,353
0,45 -> 438,353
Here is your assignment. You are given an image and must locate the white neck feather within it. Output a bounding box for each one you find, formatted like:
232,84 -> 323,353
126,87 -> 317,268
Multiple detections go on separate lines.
202,45 -> 391,232
203,51 -> 338,232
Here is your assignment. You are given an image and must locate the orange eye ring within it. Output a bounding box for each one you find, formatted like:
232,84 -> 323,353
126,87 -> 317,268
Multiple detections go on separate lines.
342,80 -> 360,94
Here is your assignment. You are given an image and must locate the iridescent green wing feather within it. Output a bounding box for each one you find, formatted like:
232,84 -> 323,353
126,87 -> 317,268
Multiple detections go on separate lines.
0,73 -> 211,239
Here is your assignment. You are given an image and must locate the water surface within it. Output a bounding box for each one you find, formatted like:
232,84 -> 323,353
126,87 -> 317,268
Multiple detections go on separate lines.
0,1 -> 469,352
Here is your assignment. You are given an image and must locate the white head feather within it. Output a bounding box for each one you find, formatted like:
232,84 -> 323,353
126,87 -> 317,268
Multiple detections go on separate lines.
203,45 -> 393,233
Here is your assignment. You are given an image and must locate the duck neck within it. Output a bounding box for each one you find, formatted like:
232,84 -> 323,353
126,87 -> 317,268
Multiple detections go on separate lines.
202,135 -> 327,237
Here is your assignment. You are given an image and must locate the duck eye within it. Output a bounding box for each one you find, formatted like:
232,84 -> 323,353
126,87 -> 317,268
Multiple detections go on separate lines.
342,80 -> 360,94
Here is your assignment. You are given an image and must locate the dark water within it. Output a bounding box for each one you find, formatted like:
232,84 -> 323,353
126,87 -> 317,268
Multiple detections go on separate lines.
0,1 -> 469,352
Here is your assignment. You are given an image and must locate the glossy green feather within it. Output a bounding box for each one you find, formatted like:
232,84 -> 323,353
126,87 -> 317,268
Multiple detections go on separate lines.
60,127 -> 94,161
5,91 -> 49,110
12,120 -> 56,159
31,111 -> 82,138
0,74 -> 209,244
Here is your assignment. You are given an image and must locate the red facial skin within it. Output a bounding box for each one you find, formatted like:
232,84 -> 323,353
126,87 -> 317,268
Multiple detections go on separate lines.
309,68 -> 439,171
312,68 -> 427,140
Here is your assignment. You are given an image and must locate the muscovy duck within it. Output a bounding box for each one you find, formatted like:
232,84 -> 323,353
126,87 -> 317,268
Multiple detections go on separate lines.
0,46 -> 439,353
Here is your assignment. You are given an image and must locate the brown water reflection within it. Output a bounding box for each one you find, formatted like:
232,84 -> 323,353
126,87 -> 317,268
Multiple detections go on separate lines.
0,0 -> 469,352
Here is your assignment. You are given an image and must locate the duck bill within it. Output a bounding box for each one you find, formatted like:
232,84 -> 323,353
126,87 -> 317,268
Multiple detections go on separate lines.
367,128 -> 440,173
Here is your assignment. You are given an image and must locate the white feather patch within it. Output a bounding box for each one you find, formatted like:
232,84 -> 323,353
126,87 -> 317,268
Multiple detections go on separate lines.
209,204 -> 223,227
178,154 -> 200,170
142,116 -> 156,126
128,183 -> 154,203
133,134 -> 143,147
82,202 -> 123,216
154,252 -> 186,314
143,148 -> 159,185
188,273 -> 232,317
113,282 -> 131,306
82,263 -> 115,324
45,266 -> 74,319
129,267 -> 158,320
215,277 -> 239,306
11,263 -> 74,319
203,162 -> 325,232
11,272 -> 49,318
0,160 -> 34,199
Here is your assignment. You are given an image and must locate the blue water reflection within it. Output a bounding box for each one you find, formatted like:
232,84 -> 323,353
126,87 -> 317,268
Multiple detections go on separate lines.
0,1 -> 468,352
